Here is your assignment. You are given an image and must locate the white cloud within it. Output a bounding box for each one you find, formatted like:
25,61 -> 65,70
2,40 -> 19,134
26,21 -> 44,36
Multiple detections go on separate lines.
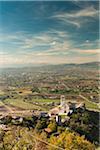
74,48 -> 100,55
80,39 -> 99,48
0,29 -> 99,67
0,47 -> 99,67
69,6 -> 98,18
0,49 -> 99,68
51,6 -> 99,28
0,30 -> 72,52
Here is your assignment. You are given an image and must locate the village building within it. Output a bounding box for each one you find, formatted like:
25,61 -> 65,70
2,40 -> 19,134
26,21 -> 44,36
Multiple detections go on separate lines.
49,95 -> 85,124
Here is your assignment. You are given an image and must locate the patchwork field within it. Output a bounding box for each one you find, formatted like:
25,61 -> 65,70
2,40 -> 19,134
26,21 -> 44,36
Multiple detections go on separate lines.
2,96 -> 99,113
3,99 -> 47,111
27,98 -> 60,103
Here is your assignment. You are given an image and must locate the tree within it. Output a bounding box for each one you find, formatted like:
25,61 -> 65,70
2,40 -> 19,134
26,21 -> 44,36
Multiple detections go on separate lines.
35,119 -> 47,131
31,87 -> 40,93
48,131 -> 95,150
48,120 -> 57,133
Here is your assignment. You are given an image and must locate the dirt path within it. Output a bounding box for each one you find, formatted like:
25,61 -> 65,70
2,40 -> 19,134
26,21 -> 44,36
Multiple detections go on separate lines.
79,94 -> 100,112
0,101 -> 14,113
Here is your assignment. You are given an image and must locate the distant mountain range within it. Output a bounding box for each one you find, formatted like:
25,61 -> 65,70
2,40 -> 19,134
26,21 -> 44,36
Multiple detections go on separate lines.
77,62 -> 99,69
0,62 -> 99,74
37,61 -> 100,71
49,61 -> 99,68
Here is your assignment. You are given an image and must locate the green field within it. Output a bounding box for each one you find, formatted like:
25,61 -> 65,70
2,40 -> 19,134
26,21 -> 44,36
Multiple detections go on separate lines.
3,98 -> 60,111
28,98 -> 60,103
4,99 -> 46,111
0,101 -> 4,106
85,100 -> 100,111
31,98 -> 100,111
3,96 -> 100,112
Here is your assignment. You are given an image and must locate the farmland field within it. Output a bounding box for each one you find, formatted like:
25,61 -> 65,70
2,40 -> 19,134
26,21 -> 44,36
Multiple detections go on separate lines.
27,98 -> 60,103
2,96 -> 99,112
3,99 -> 46,111
85,100 -> 100,111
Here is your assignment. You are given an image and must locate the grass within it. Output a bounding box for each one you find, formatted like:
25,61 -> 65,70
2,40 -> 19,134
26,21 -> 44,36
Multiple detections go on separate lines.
0,90 -> 5,95
79,95 -> 100,111
3,98 -> 60,111
3,95 -> 100,112
96,147 -> 100,150
0,101 -> 4,106
29,98 -> 60,103
4,98 -> 46,111
85,100 -> 100,111
30,98 -> 100,111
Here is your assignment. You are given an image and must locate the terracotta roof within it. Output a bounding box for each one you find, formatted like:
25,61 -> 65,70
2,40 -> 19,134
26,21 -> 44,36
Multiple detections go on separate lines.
44,128 -> 52,133
49,107 -> 60,115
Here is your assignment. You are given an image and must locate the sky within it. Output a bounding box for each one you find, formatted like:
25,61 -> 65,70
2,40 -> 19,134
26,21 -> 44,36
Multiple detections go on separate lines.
0,0 -> 99,68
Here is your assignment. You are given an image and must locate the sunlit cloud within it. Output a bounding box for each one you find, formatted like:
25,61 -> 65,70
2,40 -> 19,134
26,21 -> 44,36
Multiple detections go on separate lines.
68,6 -> 98,18
73,48 -> 100,55
0,1 -> 99,67
0,29 -> 99,67
51,6 -> 99,28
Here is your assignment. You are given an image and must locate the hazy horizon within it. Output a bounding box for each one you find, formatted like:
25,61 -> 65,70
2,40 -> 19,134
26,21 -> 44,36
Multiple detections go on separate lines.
0,61 -> 99,69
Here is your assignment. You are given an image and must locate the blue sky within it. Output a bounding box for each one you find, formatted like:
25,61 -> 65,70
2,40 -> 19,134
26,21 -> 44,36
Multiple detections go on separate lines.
0,1 -> 99,67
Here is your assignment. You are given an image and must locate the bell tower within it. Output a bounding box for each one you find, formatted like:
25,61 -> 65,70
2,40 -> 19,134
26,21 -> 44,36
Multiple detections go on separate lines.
60,95 -> 66,106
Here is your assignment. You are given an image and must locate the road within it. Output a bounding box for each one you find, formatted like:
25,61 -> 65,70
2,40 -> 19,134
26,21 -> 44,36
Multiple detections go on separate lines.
79,94 -> 100,112
79,94 -> 98,105
0,100 -> 13,113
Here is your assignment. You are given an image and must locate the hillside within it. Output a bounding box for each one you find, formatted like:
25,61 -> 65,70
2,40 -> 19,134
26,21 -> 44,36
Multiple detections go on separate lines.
0,62 -> 99,73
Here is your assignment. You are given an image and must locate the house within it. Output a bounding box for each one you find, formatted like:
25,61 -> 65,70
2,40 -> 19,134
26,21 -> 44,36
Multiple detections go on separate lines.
49,107 -> 60,117
49,95 -> 85,123
44,128 -> 52,134
12,116 -> 23,124
56,115 -> 61,125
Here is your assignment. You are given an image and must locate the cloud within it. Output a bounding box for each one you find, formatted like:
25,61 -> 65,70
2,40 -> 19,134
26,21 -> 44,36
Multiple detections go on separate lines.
82,39 -> 99,48
51,6 -> 99,28
0,30 -> 72,52
0,29 -> 99,67
0,30 -> 71,67
0,45 -> 99,68
66,20 -> 81,28
69,6 -> 98,18
0,49 -> 99,68
74,48 -> 100,55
